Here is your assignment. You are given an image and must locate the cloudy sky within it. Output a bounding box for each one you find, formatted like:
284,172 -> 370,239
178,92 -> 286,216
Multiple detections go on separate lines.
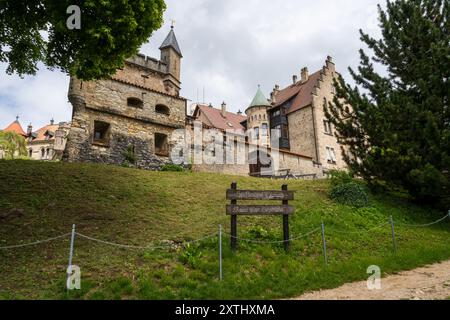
0,0 -> 383,130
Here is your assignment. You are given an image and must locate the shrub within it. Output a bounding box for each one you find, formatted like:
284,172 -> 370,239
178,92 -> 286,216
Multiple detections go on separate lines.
328,170 -> 354,187
330,182 -> 369,208
160,164 -> 184,172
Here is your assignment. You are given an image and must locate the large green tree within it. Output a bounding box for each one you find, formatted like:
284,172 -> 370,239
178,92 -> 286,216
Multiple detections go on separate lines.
0,0 -> 166,80
0,131 -> 27,159
325,0 -> 450,206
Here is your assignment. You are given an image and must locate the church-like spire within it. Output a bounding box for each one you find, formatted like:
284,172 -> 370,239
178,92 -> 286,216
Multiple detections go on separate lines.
249,86 -> 271,108
159,25 -> 182,57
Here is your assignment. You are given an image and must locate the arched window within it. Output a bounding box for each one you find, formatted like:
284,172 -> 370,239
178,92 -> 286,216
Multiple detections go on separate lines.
127,97 -> 143,108
41,148 -> 45,159
29,149 -> 33,157
155,104 -> 170,115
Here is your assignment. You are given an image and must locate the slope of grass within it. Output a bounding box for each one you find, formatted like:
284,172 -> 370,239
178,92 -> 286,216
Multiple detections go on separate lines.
0,160 -> 449,300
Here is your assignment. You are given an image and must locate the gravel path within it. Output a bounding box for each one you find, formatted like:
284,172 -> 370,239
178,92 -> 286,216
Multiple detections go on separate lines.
295,260 -> 450,300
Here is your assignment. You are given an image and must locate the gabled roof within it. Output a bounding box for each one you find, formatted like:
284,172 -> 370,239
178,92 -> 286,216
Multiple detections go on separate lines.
248,87 -> 271,109
2,119 -> 26,136
193,104 -> 247,131
272,70 -> 321,114
31,124 -> 59,142
159,27 -> 182,57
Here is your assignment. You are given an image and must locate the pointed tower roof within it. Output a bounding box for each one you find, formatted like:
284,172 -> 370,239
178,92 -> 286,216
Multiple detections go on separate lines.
2,116 -> 27,136
249,86 -> 271,108
159,26 -> 182,57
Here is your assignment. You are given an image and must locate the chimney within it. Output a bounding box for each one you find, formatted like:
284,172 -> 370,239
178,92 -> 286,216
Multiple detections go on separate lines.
292,75 -> 298,84
221,101 -> 227,117
50,118 -> 54,125
27,123 -> 33,136
301,67 -> 309,83
326,55 -> 335,72
237,109 -> 242,116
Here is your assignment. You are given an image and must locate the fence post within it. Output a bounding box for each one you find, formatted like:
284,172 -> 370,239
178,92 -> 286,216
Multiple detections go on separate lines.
67,224 -> 76,289
219,224 -> 223,281
282,184 -> 290,252
321,222 -> 328,266
230,182 -> 237,252
389,215 -> 397,254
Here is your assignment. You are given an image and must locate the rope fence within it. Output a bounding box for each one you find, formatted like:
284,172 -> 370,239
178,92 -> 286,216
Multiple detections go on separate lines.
1,210 -> 449,284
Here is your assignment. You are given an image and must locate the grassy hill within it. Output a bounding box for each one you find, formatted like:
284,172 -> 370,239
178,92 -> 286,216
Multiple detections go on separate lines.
0,160 -> 449,299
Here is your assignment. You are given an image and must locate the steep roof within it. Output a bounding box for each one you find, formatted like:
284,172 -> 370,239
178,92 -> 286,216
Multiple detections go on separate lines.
248,87 -> 271,109
159,27 -> 182,57
272,70 -> 321,114
2,118 -> 26,136
193,104 -> 247,131
31,124 -> 59,142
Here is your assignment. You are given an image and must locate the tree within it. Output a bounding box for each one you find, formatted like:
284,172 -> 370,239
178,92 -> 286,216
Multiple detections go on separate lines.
325,0 -> 450,207
0,0 -> 166,80
0,131 -> 27,159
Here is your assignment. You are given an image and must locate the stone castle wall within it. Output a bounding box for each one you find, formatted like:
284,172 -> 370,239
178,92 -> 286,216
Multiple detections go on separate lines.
64,57 -> 186,170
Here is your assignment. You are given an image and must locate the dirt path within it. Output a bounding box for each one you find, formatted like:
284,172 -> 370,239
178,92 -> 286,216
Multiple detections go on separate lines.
295,260 -> 450,300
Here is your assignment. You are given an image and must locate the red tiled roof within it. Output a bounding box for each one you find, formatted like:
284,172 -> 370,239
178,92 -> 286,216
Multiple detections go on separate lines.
272,70 -> 321,114
32,124 -> 60,142
2,120 -> 26,136
194,105 -> 247,131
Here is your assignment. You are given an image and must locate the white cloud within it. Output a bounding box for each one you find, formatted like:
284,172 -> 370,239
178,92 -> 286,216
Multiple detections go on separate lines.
0,0 -> 383,130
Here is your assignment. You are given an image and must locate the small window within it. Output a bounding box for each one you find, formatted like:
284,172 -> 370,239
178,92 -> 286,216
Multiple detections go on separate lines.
93,121 -> 111,145
155,133 -> 169,157
323,120 -> 332,134
155,104 -> 170,115
127,97 -> 143,108
28,149 -> 32,157
41,148 -> 45,159
254,127 -> 260,140
326,147 -> 337,163
261,123 -> 268,137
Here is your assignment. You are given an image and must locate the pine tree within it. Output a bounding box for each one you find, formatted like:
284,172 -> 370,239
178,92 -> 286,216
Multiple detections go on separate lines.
325,0 -> 450,207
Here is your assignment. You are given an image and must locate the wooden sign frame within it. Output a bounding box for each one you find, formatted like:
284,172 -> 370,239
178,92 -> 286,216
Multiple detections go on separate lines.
226,182 -> 295,251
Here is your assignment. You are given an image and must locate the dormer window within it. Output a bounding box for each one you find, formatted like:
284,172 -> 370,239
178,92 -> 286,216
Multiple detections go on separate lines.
155,104 -> 170,115
127,97 -> 143,108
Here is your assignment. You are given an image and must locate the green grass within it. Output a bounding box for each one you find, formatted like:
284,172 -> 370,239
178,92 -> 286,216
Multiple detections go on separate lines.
0,160 -> 449,300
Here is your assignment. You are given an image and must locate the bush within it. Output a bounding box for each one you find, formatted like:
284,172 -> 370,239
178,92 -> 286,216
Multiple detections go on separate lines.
160,164 -> 185,172
328,170 -> 354,187
330,182 -> 369,208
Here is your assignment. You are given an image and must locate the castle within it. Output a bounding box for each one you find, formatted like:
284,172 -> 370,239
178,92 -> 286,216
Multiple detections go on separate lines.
64,26 -> 186,169
0,117 -> 70,160
63,26 -> 348,178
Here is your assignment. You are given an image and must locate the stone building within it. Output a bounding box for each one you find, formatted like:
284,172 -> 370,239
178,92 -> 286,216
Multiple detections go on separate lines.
188,56 -> 348,177
26,120 -> 71,160
64,26 -> 187,169
267,56 -> 347,172
1,117 -> 70,160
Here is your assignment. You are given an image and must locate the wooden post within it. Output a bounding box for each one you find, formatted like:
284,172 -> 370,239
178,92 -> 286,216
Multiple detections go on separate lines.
282,184 -> 289,251
230,182 -> 237,251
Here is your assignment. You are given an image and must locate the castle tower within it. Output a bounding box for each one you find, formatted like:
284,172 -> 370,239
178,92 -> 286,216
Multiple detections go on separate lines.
159,25 -> 182,94
245,86 -> 271,146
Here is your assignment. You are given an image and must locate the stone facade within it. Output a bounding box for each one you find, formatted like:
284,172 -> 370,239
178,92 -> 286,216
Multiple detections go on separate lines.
64,27 -> 187,169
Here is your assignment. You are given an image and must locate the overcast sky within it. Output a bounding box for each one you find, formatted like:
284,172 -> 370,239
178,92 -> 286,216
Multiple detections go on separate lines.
0,0 -> 383,130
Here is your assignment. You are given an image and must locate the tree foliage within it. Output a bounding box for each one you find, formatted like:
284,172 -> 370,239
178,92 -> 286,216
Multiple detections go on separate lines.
0,0 -> 166,80
0,131 -> 27,159
325,0 -> 450,206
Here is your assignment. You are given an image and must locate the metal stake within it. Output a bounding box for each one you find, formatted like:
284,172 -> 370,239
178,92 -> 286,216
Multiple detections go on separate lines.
219,224 -> 223,281
67,224 -> 76,289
